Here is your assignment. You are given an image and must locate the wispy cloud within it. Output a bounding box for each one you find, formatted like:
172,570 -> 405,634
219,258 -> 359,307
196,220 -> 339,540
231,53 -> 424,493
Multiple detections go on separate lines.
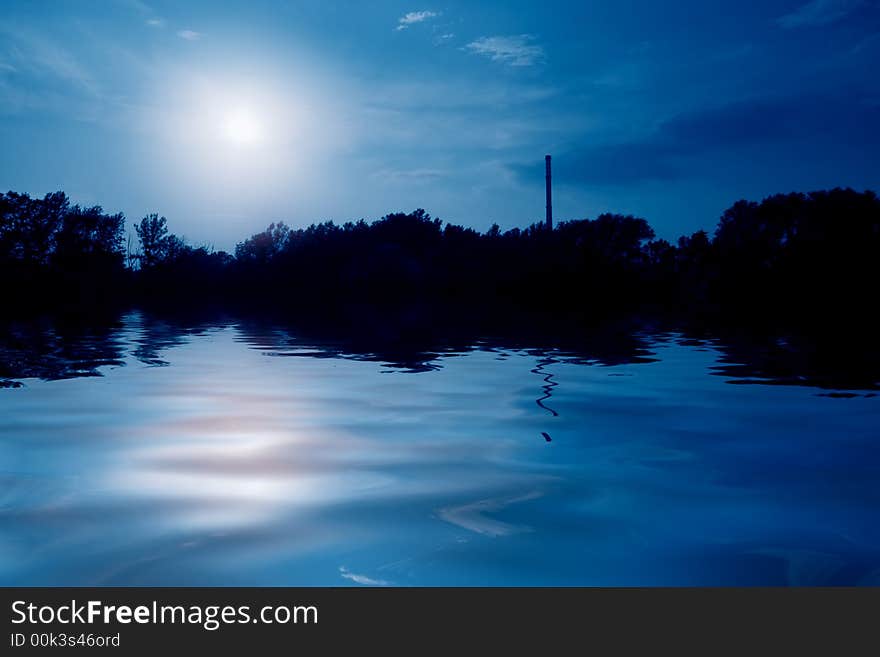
0,27 -> 99,96
370,167 -> 448,184
120,0 -> 154,15
339,567 -> 391,586
776,0 -> 866,28
0,25 -> 113,121
463,35 -> 544,66
395,10 -> 439,31
120,0 -> 164,30
176,30 -> 201,41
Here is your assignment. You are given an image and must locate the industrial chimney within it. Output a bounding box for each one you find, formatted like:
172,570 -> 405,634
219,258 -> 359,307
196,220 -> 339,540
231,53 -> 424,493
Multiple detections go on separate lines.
545,154 -> 552,230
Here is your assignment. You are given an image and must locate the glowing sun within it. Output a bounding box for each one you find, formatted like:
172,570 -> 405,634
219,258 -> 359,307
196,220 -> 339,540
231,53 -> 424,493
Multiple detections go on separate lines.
222,108 -> 264,146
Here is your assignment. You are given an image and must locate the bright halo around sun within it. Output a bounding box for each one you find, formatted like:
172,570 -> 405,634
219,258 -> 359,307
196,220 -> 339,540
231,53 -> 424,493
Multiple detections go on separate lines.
154,65 -> 352,195
222,108 -> 264,146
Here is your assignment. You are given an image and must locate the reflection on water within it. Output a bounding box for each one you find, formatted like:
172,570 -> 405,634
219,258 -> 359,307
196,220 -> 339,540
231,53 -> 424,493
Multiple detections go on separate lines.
531,357 -> 559,419
1,311 -> 879,585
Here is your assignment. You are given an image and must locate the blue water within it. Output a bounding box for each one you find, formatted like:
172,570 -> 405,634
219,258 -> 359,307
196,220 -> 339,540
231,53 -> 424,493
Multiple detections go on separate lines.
1,312 -> 879,585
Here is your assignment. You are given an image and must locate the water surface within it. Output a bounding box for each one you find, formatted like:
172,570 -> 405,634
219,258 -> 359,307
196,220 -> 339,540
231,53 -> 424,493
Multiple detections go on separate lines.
1,312 -> 879,585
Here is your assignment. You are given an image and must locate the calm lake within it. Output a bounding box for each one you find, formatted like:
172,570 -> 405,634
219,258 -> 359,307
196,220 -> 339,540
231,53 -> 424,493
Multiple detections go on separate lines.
1,311 -> 879,586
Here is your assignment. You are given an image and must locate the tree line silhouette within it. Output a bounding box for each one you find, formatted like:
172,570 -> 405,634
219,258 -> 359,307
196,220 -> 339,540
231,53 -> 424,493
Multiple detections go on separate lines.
2,187 -> 877,328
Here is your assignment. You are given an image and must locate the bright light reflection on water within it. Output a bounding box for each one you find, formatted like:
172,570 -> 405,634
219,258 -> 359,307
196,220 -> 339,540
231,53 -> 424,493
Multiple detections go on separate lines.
1,312 -> 879,585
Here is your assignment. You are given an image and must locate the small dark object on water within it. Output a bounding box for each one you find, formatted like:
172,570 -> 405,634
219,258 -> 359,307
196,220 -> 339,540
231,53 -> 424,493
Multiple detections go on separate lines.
541,432 -> 552,442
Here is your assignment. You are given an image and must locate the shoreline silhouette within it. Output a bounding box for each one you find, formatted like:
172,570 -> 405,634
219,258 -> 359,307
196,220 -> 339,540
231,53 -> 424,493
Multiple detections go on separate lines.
1,187 -> 877,340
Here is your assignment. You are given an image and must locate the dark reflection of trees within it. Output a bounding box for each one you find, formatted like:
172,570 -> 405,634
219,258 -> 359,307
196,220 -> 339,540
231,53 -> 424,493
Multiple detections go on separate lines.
128,309 -> 234,367
0,310 -> 228,384
2,307 -> 878,396
234,306 -> 659,375
531,357 -> 559,417
0,312 -> 126,383
235,306 -> 474,374
236,311 -> 664,448
706,331 -> 880,393
130,316 -> 195,366
671,318 -> 880,392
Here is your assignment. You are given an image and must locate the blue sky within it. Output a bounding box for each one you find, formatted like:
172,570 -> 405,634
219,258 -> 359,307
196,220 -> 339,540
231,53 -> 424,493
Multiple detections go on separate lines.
1,0 -> 878,248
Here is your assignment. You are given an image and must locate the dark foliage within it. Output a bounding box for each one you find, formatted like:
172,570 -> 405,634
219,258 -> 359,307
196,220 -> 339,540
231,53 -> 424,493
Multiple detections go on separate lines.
711,189 -> 880,323
2,187 -> 878,330
1,191 -> 127,308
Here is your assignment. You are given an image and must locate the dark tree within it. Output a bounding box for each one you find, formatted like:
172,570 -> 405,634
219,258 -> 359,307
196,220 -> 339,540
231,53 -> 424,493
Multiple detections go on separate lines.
234,221 -> 290,264
135,214 -> 170,269
54,205 -> 125,269
3,186 -> 877,330
0,191 -> 69,266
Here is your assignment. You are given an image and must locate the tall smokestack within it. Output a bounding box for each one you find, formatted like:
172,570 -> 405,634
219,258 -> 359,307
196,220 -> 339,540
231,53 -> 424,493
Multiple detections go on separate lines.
545,154 -> 552,230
